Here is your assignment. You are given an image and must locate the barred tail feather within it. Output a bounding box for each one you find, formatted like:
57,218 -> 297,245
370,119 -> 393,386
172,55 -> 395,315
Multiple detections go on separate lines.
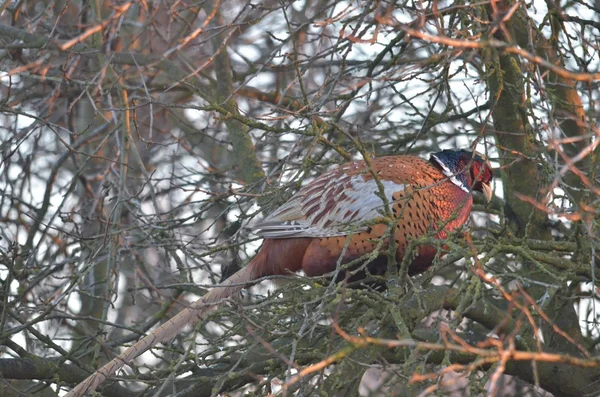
66,263 -> 259,397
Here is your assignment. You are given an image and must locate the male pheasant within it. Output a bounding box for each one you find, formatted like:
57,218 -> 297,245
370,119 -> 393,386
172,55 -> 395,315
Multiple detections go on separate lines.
67,149 -> 493,396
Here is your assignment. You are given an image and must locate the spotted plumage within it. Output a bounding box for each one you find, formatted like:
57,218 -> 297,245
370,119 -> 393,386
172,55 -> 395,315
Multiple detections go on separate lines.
67,149 -> 493,396
254,150 -> 493,276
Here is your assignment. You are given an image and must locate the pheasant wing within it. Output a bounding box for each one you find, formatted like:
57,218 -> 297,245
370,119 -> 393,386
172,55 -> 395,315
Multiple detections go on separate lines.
253,162 -> 407,238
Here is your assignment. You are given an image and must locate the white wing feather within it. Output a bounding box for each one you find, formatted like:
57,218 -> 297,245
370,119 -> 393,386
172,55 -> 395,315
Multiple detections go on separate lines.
253,166 -> 406,239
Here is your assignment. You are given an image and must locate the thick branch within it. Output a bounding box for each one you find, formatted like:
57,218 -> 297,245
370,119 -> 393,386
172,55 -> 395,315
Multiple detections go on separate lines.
399,287 -> 599,397
0,358 -> 130,397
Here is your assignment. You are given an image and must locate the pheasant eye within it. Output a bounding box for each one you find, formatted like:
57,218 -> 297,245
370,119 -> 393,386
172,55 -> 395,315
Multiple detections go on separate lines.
472,161 -> 485,181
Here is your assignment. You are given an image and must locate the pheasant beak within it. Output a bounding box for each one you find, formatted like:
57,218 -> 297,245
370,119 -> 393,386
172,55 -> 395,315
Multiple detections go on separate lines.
481,182 -> 493,203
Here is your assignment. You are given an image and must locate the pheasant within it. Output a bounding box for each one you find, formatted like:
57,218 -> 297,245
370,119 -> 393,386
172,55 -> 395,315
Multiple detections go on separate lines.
67,149 -> 493,396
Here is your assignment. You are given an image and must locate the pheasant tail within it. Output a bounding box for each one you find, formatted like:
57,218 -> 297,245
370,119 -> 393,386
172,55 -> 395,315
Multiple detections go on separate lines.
66,263 -> 260,397
67,150 -> 493,396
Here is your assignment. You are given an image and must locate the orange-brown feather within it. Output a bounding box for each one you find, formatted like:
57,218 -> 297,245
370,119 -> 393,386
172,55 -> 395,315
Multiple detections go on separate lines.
67,153 -> 488,397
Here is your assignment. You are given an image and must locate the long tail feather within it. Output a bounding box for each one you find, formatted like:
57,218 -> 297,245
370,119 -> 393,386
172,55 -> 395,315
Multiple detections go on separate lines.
66,263 -> 259,396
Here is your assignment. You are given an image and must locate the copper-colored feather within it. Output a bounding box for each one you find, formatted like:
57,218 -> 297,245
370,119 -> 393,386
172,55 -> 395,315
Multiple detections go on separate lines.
67,151 -> 492,396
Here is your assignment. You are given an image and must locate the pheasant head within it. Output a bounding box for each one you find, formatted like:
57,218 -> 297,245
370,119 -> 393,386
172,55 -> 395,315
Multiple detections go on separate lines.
430,149 -> 493,203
